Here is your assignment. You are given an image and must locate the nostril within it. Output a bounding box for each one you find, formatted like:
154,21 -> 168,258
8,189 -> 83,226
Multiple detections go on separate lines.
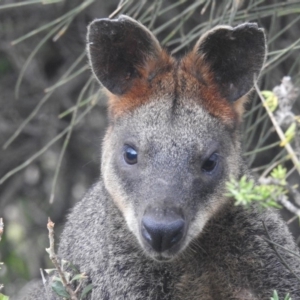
142,216 -> 185,253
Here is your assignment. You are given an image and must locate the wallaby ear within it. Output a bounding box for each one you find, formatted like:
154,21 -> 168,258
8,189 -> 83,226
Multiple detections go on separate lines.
190,23 -> 266,102
87,15 -> 163,95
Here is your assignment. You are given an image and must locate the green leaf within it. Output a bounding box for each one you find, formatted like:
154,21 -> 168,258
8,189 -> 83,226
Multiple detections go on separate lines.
51,281 -> 70,298
80,284 -> 93,299
271,165 -> 287,181
261,90 -> 278,112
284,293 -> 291,300
0,294 -> 10,300
68,262 -> 80,273
270,290 -> 291,300
280,122 -> 296,147
61,259 -> 70,270
226,172 -> 288,210
271,290 -> 279,300
52,276 -> 63,283
44,268 -> 56,275
71,273 -> 87,282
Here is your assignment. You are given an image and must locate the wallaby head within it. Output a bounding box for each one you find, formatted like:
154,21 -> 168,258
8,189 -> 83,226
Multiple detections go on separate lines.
87,15 -> 266,262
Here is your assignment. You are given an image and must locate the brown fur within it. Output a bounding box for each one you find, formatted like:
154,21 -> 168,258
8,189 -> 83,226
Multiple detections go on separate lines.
108,50 -> 175,118
108,49 -> 243,127
179,55 -> 238,126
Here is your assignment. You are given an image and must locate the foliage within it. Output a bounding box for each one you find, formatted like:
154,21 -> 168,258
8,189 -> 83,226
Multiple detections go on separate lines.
226,166 -> 288,209
44,219 -> 93,299
271,290 -> 292,300
262,91 -> 278,113
45,262 -> 93,299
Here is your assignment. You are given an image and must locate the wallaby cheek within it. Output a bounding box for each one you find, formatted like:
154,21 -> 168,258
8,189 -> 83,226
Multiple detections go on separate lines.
103,165 -> 138,234
187,182 -> 226,242
186,142 -> 238,242
102,132 -> 139,235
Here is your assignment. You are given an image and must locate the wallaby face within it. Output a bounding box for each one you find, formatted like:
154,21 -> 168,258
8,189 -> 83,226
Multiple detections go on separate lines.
87,16 -> 266,261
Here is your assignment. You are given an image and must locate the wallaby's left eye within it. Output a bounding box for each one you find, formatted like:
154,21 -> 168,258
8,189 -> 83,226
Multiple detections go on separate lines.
124,146 -> 138,165
202,153 -> 218,173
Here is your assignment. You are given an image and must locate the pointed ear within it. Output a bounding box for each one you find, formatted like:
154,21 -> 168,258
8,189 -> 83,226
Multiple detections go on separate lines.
190,23 -> 266,102
87,15 -> 163,95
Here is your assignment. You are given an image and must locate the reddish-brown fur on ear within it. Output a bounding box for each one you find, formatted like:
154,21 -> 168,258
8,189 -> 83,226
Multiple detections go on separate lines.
179,51 -> 240,126
107,50 -> 175,118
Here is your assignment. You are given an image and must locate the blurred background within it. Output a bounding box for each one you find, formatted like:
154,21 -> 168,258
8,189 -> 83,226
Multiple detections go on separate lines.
0,0 -> 300,297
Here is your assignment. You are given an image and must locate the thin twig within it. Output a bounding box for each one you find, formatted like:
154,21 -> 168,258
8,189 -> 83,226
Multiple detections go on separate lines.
74,279 -> 84,294
47,218 -> 78,300
109,0 -> 129,19
0,103 -> 96,185
40,268 -> 51,300
44,65 -> 89,93
277,195 -> 300,216
11,0 -> 94,45
286,165 -> 297,179
49,76 -> 94,203
262,237 -> 300,260
0,0 -> 44,10
259,158 -> 286,180
287,215 -> 298,225
15,21 -> 67,99
0,218 -> 3,243
259,177 -> 300,206
40,268 -> 47,285
262,221 -> 300,282
3,51 -> 86,150
254,81 -> 300,175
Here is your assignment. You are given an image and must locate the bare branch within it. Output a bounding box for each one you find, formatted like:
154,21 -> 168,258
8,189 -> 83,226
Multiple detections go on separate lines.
254,81 -> 300,175
40,268 -> 51,300
259,177 -> 300,206
0,218 -> 3,243
47,218 -> 78,300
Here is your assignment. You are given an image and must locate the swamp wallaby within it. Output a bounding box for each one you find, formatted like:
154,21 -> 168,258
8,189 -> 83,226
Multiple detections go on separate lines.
21,15 -> 300,299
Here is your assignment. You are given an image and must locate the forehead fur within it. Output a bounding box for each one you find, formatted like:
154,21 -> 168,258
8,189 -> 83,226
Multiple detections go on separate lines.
111,93 -> 232,153
108,58 -> 237,127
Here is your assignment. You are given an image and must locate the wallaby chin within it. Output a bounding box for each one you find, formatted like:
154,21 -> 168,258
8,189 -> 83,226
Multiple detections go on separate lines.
21,15 -> 300,300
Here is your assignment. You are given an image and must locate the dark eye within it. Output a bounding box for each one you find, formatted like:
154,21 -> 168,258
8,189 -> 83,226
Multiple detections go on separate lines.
124,146 -> 138,165
202,153 -> 219,173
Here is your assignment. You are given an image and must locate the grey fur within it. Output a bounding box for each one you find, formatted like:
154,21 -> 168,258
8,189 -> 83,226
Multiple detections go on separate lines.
19,16 -> 300,300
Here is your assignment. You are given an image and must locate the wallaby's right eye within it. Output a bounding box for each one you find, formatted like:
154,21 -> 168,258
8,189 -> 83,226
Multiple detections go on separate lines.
124,146 -> 138,165
201,153 -> 219,173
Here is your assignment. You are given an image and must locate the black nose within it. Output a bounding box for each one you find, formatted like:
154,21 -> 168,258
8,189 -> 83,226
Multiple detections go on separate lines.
142,214 -> 185,252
